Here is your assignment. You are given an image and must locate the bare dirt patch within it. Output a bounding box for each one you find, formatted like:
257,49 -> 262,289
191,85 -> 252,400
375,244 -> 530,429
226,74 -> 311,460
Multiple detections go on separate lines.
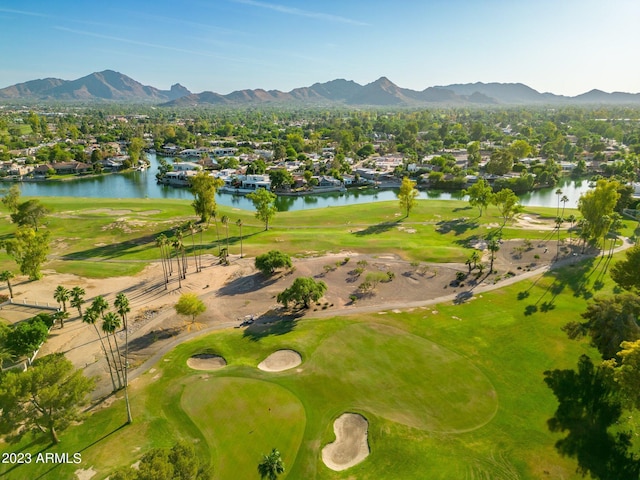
187,354 -> 226,370
257,350 -> 302,372
322,413 -> 370,471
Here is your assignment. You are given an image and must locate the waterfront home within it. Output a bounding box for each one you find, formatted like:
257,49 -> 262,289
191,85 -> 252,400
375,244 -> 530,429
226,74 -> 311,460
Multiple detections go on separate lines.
218,173 -> 271,193
179,148 -> 210,158
160,169 -> 199,187
212,147 -> 238,157
171,161 -> 201,172
51,161 -> 92,175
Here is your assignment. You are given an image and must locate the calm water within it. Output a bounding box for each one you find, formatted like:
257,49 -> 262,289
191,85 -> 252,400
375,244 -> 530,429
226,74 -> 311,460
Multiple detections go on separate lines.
13,154 -> 590,211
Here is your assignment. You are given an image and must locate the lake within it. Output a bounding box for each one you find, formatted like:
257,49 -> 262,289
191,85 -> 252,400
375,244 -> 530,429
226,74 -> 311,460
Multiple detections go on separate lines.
12,154 -> 591,211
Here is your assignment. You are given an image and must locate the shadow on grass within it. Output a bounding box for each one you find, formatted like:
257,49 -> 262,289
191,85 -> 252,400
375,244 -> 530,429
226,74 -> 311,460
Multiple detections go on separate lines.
435,218 -> 479,236
352,220 -> 400,236
452,206 -> 473,213
30,423 -> 128,480
242,314 -> 299,341
217,272 -> 278,296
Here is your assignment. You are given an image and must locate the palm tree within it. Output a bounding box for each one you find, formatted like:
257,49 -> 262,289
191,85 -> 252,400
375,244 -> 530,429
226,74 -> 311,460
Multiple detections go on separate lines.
0,270 -> 15,299
114,292 -> 132,423
555,216 -> 564,261
186,221 -> 199,273
155,234 -> 169,288
560,194 -> 569,219
258,448 -> 285,480
211,209 -> 221,254
53,309 -> 70,329
567,214 -> 577,245
172,235 -> 184,288
69,286 -> 86,317
221,215 -> 230,256
555,188 -> 563,217
83,304 -> 117,392
102,312 -> 123,389
488,239 -> 500,273
236,218 -> 244,258
465,250 -> 480,274
53,285 -> 70,312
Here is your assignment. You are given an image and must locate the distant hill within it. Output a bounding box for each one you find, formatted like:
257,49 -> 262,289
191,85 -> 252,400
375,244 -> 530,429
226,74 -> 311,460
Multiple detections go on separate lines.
2,70 -> 639,106
0,70 -> 191,102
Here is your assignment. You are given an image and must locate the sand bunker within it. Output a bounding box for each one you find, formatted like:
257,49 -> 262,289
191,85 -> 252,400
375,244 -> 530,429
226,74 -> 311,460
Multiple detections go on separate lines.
186,354 -> 227,370
257,349 -> 302,372
322,413 -> 370,471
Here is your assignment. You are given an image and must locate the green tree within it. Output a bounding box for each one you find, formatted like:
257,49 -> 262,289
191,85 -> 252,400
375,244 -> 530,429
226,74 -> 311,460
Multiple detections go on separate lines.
268,169 -> 294,191
247,188 -> 277,231
10,199 -> 50,231
5,317 -> 49,357
464,178 -> 493,217
508,139 -> 533,159
0,353 -> 94,444
3,227 -> 50,280
397,177 -> 418,217
258,448 -> 285,480
564,294 -> 640,360
610,339 -> 640,410
578,179 -> 620,248
190,171 -> 224,224
491,188 -> 522,230
255,250 -> 292,275
485,149 -> 514,175
174,293 -> 206,324
277,277 -> 327,309
0,270 -> 15,298
109,442 -> 206,480
1,184 -> 21,214
127,137 -> 146,166
610,245 -> 640,293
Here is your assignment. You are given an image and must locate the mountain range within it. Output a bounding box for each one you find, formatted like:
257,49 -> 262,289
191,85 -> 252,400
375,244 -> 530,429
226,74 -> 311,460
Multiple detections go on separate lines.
2,70 -> 640,107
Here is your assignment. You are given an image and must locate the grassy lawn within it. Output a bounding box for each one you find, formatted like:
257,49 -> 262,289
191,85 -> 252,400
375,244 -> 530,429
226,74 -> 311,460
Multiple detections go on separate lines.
0,252 -> 619,479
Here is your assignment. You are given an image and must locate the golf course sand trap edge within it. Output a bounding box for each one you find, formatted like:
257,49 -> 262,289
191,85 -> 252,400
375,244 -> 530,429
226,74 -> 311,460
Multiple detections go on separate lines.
257,349 -> 302,372
322,413 -> 370,471
187,353 -> 227,370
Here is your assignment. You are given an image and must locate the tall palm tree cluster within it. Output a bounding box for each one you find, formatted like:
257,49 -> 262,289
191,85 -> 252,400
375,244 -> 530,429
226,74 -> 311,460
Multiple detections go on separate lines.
53,287 -> 133,422
156,222 -> 207,289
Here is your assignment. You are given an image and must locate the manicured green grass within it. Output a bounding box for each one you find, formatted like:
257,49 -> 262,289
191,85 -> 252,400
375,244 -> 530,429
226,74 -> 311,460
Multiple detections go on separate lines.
1,252 -> 622,479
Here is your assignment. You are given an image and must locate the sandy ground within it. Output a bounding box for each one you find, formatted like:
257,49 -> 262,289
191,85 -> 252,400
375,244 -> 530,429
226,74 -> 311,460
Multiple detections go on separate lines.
257,349 -> 302,372
322,413 -> 370,471
186,353 -> 227,370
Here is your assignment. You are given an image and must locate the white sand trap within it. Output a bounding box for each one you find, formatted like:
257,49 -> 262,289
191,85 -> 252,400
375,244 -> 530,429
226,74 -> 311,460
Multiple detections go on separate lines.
187,354 -> 227,370
257,349 -> 302,372
322,413 -> 370,471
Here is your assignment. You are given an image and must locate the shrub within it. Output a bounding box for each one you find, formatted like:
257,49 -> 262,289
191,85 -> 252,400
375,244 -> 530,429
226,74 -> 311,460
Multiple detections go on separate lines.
255,250 -> 292,275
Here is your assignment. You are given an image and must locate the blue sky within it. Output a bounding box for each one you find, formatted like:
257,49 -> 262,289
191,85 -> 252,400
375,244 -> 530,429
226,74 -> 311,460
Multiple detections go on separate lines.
1,0 -> 639,96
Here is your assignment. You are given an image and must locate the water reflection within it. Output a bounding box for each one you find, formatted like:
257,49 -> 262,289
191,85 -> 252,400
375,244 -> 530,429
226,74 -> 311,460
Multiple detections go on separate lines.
14,154 -> 592,211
